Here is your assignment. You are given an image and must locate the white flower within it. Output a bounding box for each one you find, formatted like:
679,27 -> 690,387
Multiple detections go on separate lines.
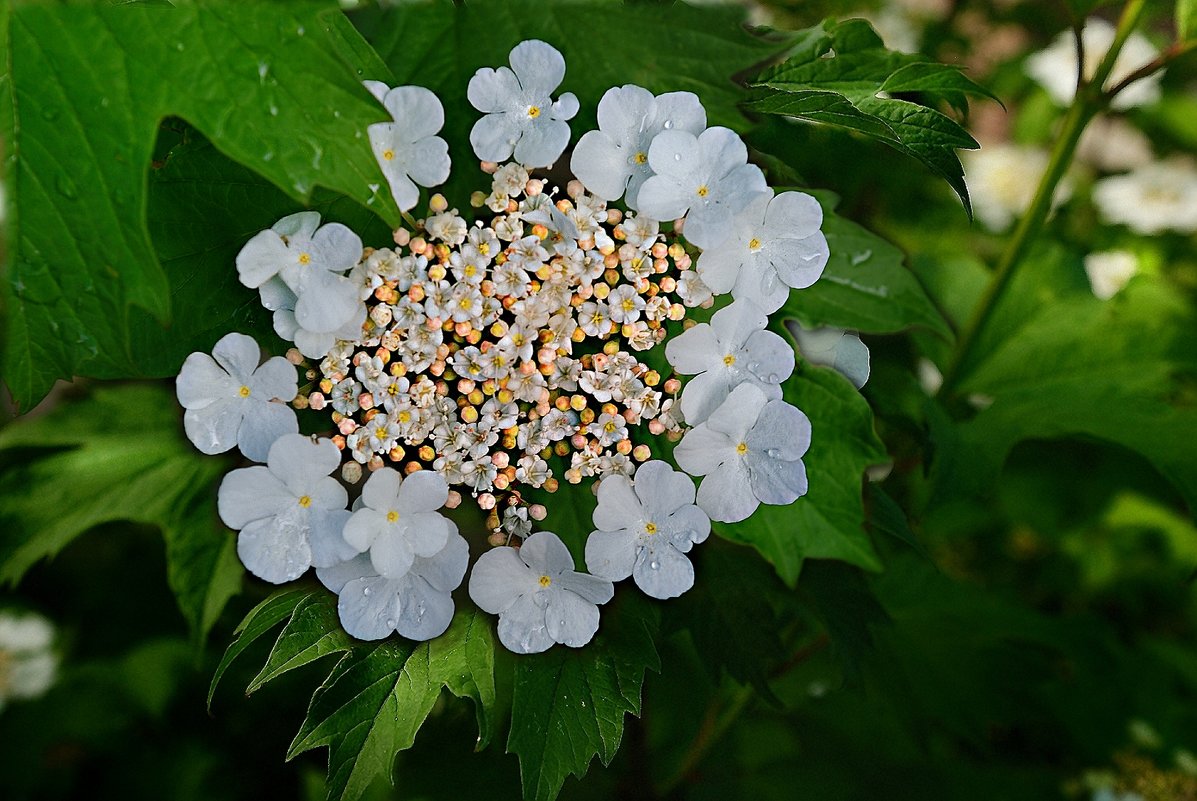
1093,159 -> 1197,235
963,143 -> 1072,232
176,332 -> 299,461
262,278 -> 367,360
426,211 -> 468,246
665,299 -> 794,425
570,85 -> 706,208
317,527 -> 469,642
467,40 -> 580,168
1083,249 -> 1139,300
676,271 -> 713,307
635,126 -> 767,249
217,435 -> 356,583
342,467 -> 452,579
585,461 -> 710,599
363,82 -> 451,212
788,324 -> 871,390
469,531 -> 614,654
237,212 -> 363,334
673,383 -> 812,523
607,284 -> 646,324
695,191 -> 828,312
0,611 -> 58,710
1026,19 -> 1161,111
1077,115 -> 1153,173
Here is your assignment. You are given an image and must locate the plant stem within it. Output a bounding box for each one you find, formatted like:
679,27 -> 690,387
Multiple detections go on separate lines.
938,0 -> 1148,398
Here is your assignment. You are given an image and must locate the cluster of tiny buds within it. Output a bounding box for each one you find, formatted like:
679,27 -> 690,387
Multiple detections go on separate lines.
283,163 -> 708,514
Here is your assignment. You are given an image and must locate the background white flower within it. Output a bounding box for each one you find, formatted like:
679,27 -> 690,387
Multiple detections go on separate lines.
585,460 -> 710,599
636,126 -> 767,249
665,299 -> 794,425
1083,250 -> 1139,300
673,383 -> 812,523
787,323 -> 871,390
318,527 -> 469,641
176,332 -> 299,461
0,611 -> 58,711
363,82 -> 452,211
964,144 -> 1072,232
467,40 -> 579,168
342,468 -> 451,580
469,531 -> 613,654
217,435 -> 356,584
1092,159 -> 1197,235
570,84 -> 706,208
695,190 -> 828,312
1026,19 -> 1161,111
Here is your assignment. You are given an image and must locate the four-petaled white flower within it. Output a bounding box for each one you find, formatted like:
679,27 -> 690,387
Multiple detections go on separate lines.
635,126 -> 767,249
570,85 -> 706,209
364,81 -> 452,211
673,384 -> 812,523
318,528 -> 469,642
467,40 -> 579,168
665,299 -> 794,425
237,212 -> 364,337
585,460 -> 710,599
469,531 -> 613,653
342,467 -> 452,579
217,435 -> 357,583
787,323 -> 871,390
176,332 -> 299,461
696,191 -> 829,312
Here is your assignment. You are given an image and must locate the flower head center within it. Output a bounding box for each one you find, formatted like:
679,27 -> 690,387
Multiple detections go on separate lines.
538,574 -> 552,588
644,522 -> 658,535
238,385 -> 252,398
736,442 -> 748,455
386,510 -> 399,523
382,149 -> 395,161
723,354 -> 736,367
298,252 -> 312,265
748,237 -> 762,252
527,105 -> 541,119
297,495 -> 312,508
696,185 -> 709,198
633,151 -> 648,165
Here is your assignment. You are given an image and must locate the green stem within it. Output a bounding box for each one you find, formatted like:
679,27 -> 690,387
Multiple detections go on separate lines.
938,0 -> 1148,398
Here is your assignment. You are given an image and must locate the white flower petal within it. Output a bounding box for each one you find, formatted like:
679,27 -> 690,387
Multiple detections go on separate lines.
236,229 -> 290,289
593,474 -> 643,531
519,530 -> 576,574
544,589 -> 600,648
496,593 -> 553,654
249,356 -> 299,402
337,576 -> 401,640
570,130 -> 630,202
316,553 -> 374,593
710,299 -> 767,347
467,67 -> 522,114
176,352 -> 236,409
395,469 -> 449,513
309,508 -> 356,568
211,332 -> 262,384
747,453 -> 808,506
673,423 -> 734,477
508,39 -> 566,98
744,330 -> 796,386
361,467 -> 403,511
294,272 -> 360,333
634,460 -> 697,515
633,543 -> 694,599
370,528 -> 416,579
267,435 -> 342,492
237,513 -> 312,584
184,398 -> 244,455
584,527 -> 638,581
383,85 -> 445,142
678,369 -> 732,428
394,575 -> 455,641
469,546 -> 536,614
344,508 -> 387,552
413,530 -> 469,593
402,511 -> 451,557
272,211 -> 321,239
237,400 -> 299,463
513,118 -> 571,168
664,323 -> 720,375
217,465 -> 293,529
403,135 -> 452,188
697,458 -> 758,523
469,112 -> 519,163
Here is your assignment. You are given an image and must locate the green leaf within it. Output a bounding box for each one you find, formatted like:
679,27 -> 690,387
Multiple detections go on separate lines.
935,278 -> 1197,512
778,194 -> 951,338
1179,0 -> 1197,40
364,0 -> 789,205
247,591 -> 353,695
714,366 -> 888,585
748,18 -> 990,212
2,1 -> 398,408
0,385 -> 242,642
208,588 -> 315,708
287,607 -> 497,801
507,597 -> 660,801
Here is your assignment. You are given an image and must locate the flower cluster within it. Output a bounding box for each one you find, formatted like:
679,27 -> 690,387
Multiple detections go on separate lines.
175,40 -> 830,654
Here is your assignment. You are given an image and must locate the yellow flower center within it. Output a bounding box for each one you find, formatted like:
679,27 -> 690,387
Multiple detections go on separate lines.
297,495 -> 312,508
538,574 -> 552,588
298,252 -> 312,265
644,522 -> 658,535
723,354 -> 736,366
398,410 -> 412,423
386,510 -> 399,523
464,264 -> 477,277
478,243 -> 491,256
604,420 -> 618,433
527,105 -> 541,118
736,442 -> 748,455
238,385 -> 252,398
633,151 -> 648,165
382,149 -> 395,161
696,185 -> 709,197
748,237 -> 762,251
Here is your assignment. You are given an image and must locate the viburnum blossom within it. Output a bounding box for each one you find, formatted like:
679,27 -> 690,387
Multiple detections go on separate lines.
178,38 -> 836,652
176,332 -> 299,461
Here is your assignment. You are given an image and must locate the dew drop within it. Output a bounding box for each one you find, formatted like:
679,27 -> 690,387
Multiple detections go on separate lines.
766,373 -> 779,383
296,25 -> 306,36
673,153 -> 681,161
258,62 -> 269,82
662,119 -> 673,129
385,618 -> 396,629
175,42 -> 185,52
649,560 -> 659,570
263,151 -> 274,162
269,105 -> 279,117
363,587 -> 372,596
56,175 -> 78,200
766,448 -> 781,459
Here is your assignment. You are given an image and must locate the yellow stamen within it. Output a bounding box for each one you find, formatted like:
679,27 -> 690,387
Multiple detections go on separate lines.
538,574 -> 552,588
644,522 -> 658,535
298,495 -> 312,508
696,185 -> 709,197
748,237 -> 762,251
298,252 -> 312,265
386,510 -> 399,523
382,149 -> 395,161
736,442 -> 748,455
633,152 -> 648,165
723,354 -> 736,366
238,385 -> 252,398
527,105 -> 541,118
